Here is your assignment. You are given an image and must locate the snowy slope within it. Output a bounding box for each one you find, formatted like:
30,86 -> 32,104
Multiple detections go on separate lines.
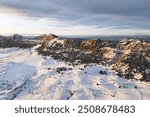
0,46 -> 150,100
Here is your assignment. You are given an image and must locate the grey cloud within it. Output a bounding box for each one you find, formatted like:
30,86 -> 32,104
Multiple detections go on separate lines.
0,0 -> 150,29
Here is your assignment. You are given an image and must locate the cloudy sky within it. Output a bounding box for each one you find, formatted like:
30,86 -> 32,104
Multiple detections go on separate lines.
0,0 -> 150,36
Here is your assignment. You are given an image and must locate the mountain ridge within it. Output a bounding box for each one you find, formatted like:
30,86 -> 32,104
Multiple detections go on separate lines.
0,34 -> 150,81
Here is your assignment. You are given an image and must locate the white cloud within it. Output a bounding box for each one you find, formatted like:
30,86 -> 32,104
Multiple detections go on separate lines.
0,0 -> 150,35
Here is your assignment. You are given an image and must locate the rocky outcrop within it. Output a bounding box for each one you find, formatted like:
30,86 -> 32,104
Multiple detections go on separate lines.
36,34 -> 150,81
0,36 -> 11,47
10,34 -> 23,43
37,34 -> 117,65
113,40 -> 150,81
1,33 -> 149,81
0,34 -> 36,48
35,34 -> 58,43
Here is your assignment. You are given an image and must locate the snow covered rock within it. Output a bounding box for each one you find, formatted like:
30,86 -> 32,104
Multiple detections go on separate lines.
10,34 -> 23,43
0,34 -> 37,48
0,35 -> 150,100
36,34 -> 58,43
113,39 -> 150,81
36,34 -> 150,81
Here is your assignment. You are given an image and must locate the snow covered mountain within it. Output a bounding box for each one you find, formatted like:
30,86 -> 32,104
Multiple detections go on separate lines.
37,34 -> 150,81
0,34 -> 36,48
0,34 -> 150,100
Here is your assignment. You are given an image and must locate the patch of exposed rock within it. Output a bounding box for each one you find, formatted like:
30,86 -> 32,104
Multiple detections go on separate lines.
113,39 -> 150,81
35,34 -> 58,43
37,35 -> 117,65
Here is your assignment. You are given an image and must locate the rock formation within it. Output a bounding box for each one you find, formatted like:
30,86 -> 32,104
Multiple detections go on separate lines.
0,33 -> 149,81
36,34 -> 150,81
